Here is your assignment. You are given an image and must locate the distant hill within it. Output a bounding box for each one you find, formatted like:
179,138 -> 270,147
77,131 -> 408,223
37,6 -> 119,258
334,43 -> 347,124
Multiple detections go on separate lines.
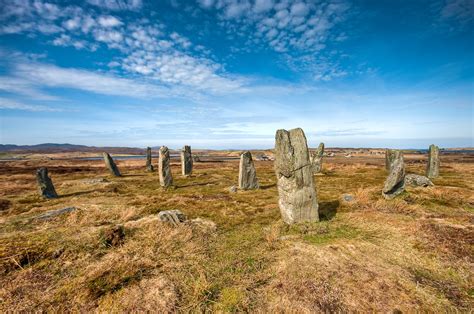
0,143 -> 145,154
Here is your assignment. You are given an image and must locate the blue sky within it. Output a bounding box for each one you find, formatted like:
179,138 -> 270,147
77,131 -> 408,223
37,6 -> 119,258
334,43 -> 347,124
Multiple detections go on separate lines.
0,0 -> 472,149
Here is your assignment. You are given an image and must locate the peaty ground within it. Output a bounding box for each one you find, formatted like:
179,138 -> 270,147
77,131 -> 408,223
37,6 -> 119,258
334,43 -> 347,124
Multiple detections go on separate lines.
0,152 -> 473,311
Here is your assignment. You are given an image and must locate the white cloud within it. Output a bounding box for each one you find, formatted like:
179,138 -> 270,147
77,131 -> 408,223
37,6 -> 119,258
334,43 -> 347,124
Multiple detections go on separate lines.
253,0 -> 274,13
0,98 -> 60,112
97,15 -> 122,27
86,0 -> 143,11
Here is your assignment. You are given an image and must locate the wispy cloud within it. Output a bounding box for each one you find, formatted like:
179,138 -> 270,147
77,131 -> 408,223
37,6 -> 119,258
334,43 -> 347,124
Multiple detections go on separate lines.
0,98 -> 61,112
86,0 -> 143,11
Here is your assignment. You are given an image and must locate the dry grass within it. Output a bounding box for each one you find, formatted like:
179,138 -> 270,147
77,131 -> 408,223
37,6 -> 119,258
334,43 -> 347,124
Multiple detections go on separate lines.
0,153 -> 473,311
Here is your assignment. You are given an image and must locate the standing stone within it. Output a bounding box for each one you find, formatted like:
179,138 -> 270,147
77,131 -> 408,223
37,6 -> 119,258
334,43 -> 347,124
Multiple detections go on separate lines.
36,167 -> 58,199
146,147 -> 154,172
385,149 -> 402,171
238,151 -> 259,190
274,128 -> 319,224
103,152 -> 121,177
181,145 -> 193,176
311,142 -> 325,173
426,144 -> 440,178
382,150 -> 405,199
159,146 -> 173,187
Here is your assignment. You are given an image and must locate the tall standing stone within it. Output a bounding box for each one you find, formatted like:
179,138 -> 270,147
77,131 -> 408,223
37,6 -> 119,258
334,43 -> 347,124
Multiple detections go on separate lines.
385,149 -> 402,171
274,128 -> 319,224
159,146 -> 173,187
426,144 -> 440,179
181,145 -> 193,176
311,142 -> 325,173
103,152 -> 121,177
146,147 -> 154,172
382,150 -> 405,199
36,167 -> 58,199
238,151 -> 259,190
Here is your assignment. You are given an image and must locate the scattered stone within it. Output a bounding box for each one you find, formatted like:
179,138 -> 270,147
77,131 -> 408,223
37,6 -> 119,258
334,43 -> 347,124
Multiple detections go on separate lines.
405,174 -> 434,187
193,154 -> 201,162
36,207 -> 76,220
238,151 -> 259,190
146,147 -> 154,172
382,150 -> 405,199
82,178 -> 109,184
102,225 -> 125,247
159,146 -> 173,187
342,194 -> 355,202
345,154 -> 352,158
274,128 -> 319,224
158,210 -> 187,226
311,142 -> 325,173
181,145 -> 193,176
426,144 -> 440,178
385,149 -> 402,171
36,167 -> 58,199
103,152 -> 121,177
229,185 -> 238,193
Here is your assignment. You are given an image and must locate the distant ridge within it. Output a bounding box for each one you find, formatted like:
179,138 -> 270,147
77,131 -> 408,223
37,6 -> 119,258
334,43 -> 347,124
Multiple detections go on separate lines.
0,143 -> 144,154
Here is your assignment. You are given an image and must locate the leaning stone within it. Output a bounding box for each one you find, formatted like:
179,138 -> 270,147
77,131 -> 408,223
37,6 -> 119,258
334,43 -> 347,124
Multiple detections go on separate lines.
103,152 -> 121,177
382,151 -> 405,199
405,174 -> 433,187
238,151 -> 259,190
274,128 -> 319,224
159,146 -> 173,187
36,207 -> 76,220
181,145 -> 193,176
146,147 -> 154,172
102,225 -> 125,247
158,210 -> 186,226
385,149 -> 402,171
311,142 -> 325,173
426,144 -> 440,178
36,167 -> 58,199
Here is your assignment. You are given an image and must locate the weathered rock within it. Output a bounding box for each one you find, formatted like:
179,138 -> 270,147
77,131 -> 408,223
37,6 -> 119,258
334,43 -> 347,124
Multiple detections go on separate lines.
405,174 -> 433,187
102,225 -> 125,247
146,147 -> 154,172
82,178 -> 109,184
311,142 -> 325,173
342,194 -> 355,202
385,149 -> 402,171
426,144 -> 440,178
36,207 -> 76,220
36,167 -> 58,199
181,145 -> 193,176
103,152 -> 121,177
382,151 -> 405,199
238,151 -> 259,190
159,146 -> 173,187
229,185 -> 238,193
158,210 -> 186,226
274,128 -> 319,224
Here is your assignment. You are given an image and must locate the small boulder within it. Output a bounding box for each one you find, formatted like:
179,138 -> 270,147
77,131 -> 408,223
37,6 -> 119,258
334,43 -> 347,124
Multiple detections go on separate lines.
342,194 -> 355,202
405,174 -> 433,187
158,210 -> 187,226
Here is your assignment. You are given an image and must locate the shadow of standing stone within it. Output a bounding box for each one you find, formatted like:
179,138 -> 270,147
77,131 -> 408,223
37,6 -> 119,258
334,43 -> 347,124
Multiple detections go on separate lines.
274,128 -> 319,224
36,167 -> 58,199
103,152 -> 121,177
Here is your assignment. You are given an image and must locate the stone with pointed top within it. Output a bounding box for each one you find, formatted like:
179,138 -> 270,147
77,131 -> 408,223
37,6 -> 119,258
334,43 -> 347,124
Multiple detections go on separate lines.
274,128 -> 319,224
181,145 -> 193,176
426,144 -> 440,178
103,152 -> 121,177
238,151 -> 259,190
159,146 -> 173,187
382,150 -> 405,199
36,167 -> 58,199
146,147 -> 154,172
311,142 -> 325,173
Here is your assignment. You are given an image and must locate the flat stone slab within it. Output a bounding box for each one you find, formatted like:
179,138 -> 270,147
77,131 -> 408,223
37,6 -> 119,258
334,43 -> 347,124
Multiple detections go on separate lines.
35,207 -> 77,220
158,210 -> 186,226
405,174 -> 434,187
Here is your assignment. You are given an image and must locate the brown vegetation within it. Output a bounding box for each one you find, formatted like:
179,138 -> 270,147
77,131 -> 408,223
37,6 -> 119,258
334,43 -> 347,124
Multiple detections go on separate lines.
0,152 -> 472,311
